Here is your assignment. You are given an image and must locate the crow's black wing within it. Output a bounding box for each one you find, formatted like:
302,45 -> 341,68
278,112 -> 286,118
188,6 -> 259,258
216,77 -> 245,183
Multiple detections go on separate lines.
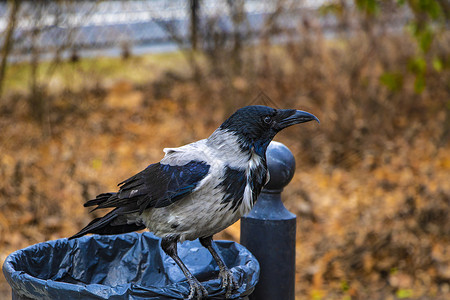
85,160 -> 211,214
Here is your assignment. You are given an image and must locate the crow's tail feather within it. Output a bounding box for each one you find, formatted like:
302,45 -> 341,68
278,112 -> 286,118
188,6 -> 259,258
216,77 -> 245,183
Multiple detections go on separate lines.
68,207 -> 145,240
84,192 -> 115,208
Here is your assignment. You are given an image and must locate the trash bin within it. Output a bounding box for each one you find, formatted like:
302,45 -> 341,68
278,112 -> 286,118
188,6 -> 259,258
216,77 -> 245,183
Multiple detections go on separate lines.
2,232 -> 259,299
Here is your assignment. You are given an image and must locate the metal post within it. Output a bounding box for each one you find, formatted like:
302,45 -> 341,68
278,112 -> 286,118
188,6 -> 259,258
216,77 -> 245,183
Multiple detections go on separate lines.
241,141 -> 297,300
190,0 -> 199,50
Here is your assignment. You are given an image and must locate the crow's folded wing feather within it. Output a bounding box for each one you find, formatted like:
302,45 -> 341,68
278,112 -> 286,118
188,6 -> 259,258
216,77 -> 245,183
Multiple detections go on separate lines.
85,160 -> 210,214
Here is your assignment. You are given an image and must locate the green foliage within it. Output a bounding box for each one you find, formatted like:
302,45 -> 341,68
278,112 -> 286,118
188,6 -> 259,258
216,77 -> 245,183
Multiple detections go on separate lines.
404,0 -> 445,92
432,56 -> 443,72
409,0 -> 443,19
396,289 -> 414,299
319,3 -> 344,16
408,56 -> 427,93
414,73 -> 426,93
311,289 -> 324,300
355,0 -> 380,15
340,280 -> 350,292
408,57 -> 426,74
380,72 -> 404,92
407,22 -> 434,53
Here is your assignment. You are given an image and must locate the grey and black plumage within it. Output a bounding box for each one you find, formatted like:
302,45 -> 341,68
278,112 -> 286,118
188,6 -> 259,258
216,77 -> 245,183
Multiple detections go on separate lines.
70,105 -> 319,299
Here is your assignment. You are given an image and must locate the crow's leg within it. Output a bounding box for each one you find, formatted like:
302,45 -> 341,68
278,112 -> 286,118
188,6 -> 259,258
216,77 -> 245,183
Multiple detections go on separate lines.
161,236 -> 207,300
199,236 -> 238,298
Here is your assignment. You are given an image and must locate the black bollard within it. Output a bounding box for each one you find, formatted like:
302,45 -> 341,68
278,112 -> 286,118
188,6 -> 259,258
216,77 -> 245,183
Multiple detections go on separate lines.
240,141 -> 296,300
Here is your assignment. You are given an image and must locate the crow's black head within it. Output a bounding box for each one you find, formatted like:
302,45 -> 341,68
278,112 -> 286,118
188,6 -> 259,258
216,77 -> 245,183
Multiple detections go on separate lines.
220,105 -> 319,156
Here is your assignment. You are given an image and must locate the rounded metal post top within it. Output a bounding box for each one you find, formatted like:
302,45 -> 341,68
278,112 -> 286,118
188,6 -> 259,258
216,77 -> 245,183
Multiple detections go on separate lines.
241,141 -> 297,300
264,141 -> 296,193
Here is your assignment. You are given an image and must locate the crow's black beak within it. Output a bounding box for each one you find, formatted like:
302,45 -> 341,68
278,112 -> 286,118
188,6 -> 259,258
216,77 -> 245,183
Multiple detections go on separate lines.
275,109 -> 320,130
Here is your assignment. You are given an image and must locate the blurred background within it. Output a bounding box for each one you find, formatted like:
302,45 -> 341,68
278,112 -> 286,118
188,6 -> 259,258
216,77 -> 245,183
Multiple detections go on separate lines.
0,0 -> 449,299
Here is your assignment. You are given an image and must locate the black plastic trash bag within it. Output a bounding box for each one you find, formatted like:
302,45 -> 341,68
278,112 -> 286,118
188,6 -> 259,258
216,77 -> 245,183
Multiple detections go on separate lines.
2,232 -> 259,299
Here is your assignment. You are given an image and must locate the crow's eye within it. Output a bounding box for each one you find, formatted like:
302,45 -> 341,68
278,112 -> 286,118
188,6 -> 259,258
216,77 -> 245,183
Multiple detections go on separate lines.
263,116 -> 273,124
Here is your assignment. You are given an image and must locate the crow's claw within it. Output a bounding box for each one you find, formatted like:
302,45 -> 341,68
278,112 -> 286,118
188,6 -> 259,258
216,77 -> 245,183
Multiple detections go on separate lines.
219,267 -> 239,299
186,277 -> 208,300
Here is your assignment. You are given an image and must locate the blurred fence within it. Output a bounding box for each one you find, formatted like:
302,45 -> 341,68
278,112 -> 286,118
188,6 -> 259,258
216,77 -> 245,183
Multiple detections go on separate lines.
0,0 -> 409,61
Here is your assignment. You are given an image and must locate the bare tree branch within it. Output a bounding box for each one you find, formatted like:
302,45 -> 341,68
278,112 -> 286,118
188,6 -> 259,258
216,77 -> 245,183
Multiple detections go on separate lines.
0,0 -> 21,98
